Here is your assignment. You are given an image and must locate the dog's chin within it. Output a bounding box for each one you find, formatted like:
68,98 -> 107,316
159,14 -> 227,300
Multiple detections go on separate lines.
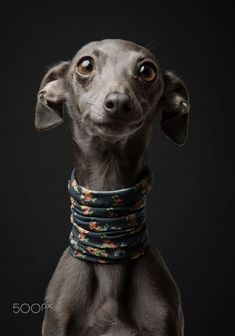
90,119 -> 144,143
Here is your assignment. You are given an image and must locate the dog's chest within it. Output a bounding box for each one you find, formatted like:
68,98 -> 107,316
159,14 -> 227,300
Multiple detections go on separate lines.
82,263 -> 156,335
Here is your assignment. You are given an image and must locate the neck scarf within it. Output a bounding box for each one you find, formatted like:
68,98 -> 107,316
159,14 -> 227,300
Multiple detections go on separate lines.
68,168 -> 152,264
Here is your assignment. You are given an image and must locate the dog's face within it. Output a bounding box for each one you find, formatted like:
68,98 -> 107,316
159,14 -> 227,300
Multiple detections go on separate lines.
35,39 -> 190,145
66,40 -> 163,141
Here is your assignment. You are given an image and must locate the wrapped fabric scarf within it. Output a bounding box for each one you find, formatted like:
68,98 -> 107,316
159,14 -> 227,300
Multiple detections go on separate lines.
68,168 -> 152,264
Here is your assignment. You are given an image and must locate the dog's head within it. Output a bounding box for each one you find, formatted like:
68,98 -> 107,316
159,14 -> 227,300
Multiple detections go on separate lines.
35,39 -> 190,145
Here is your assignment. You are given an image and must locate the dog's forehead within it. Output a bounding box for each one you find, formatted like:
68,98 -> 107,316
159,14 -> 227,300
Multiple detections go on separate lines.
73,39 -> 156,63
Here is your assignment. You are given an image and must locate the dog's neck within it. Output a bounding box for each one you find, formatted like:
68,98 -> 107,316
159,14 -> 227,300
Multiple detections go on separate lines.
72,125 -> 152,191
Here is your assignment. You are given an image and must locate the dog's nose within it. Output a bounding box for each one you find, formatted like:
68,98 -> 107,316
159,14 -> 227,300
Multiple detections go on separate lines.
104,92 -> 132,118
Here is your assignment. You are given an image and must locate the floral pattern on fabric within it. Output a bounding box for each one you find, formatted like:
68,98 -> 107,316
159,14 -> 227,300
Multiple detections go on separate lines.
68,168 -> 153,264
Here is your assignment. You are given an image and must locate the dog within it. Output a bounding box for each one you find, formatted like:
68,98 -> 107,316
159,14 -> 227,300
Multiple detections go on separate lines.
35,39 -> 190,336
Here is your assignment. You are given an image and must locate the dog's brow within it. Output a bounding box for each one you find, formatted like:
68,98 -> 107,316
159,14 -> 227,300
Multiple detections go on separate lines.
93,49 -> 106,59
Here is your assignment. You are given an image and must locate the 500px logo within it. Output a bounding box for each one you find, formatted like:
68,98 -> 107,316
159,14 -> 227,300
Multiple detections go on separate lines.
12,303 -> 52,314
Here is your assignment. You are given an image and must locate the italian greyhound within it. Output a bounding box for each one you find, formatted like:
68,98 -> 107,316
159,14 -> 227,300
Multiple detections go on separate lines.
35,39 -> 190,336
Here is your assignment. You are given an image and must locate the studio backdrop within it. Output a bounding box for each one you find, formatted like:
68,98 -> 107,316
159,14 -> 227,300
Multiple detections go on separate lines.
1,1 -> 234,335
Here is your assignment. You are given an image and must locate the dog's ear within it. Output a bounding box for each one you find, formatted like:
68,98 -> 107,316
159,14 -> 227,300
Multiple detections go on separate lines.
160,71 -> 190,145
35,61 -> 69,132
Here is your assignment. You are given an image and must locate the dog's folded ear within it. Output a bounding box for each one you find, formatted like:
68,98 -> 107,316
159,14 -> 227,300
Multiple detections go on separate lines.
35,61 -> 69,132
160,71 -> 190,145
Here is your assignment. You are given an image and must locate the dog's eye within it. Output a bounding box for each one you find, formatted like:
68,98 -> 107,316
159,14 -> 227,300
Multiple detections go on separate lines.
138,63 -> 157,82
76,57 -> 94,76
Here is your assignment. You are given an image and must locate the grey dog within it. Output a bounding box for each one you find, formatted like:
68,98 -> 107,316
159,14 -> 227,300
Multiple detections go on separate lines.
35,39 -> 190,336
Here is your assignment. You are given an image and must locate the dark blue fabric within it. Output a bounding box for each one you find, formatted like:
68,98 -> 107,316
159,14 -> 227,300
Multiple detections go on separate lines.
68,168 -> 152,264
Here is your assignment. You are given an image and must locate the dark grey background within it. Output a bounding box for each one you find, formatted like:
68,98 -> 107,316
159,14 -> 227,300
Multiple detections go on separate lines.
1,0 -> 234,335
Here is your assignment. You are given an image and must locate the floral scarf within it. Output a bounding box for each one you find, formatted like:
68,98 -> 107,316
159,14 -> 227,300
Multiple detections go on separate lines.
68,168 -> 152,264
